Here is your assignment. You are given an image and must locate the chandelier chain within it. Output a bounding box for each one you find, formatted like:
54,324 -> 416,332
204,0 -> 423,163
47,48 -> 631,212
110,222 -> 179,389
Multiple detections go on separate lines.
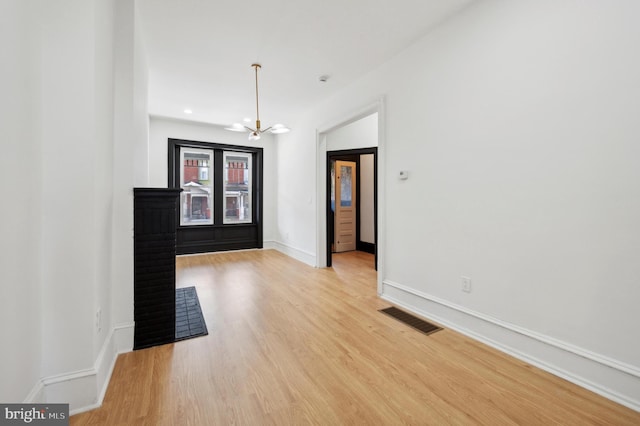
253,64 -> 261,130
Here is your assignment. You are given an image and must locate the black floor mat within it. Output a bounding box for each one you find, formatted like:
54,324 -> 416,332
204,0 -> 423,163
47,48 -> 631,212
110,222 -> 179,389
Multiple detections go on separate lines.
379,306 -> 442,336
175,286 -> 208,341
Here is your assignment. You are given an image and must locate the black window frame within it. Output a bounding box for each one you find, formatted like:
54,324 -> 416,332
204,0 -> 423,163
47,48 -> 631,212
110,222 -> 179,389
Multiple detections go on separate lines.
168,138 -> 263,255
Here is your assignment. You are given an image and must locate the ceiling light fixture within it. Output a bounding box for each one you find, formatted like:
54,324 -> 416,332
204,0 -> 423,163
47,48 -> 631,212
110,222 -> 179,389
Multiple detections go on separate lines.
225,64 -> 290,140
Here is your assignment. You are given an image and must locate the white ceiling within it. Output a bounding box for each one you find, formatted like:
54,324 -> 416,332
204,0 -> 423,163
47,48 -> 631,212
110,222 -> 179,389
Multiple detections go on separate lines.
137,0 -> 475,127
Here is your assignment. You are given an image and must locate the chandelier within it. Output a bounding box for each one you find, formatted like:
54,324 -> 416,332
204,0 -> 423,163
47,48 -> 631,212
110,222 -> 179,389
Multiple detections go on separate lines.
225,64 -> 290,140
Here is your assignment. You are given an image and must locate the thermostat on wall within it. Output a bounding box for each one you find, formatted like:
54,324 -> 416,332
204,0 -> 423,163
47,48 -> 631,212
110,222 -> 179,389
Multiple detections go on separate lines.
399,170 -> 409,180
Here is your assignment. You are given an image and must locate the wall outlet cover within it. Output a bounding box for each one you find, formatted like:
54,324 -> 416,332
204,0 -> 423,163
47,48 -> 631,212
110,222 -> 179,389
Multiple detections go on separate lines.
462,276 -> 472,293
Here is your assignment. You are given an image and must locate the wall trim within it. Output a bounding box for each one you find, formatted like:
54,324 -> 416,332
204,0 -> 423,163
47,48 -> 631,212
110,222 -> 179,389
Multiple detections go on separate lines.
382,279 -> 640,412
24,379 -> 44,405
269,241 -> 316,267
177,246 -> 265,257
174,241 -> 315,268
24,323 -> 134,415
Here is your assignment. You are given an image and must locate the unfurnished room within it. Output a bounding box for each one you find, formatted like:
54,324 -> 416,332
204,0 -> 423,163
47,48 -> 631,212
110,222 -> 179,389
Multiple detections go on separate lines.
2,0 -> 640,424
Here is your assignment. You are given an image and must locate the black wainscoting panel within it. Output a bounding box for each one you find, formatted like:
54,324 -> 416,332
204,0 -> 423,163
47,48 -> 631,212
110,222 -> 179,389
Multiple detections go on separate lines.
133,188 -> 182,350
176,224 -> 260,255
357,241 -> 376,255
178,226 -> 216,243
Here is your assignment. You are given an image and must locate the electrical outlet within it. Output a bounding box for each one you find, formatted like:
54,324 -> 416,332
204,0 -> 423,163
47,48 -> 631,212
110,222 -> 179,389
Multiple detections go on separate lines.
461,276 -> 472,293
96,309 -> 102,333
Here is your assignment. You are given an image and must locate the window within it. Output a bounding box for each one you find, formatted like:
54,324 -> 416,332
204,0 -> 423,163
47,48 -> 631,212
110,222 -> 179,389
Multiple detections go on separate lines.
168,138 -> 263,254
179,147 -> 213,226
223,151 -> 252,224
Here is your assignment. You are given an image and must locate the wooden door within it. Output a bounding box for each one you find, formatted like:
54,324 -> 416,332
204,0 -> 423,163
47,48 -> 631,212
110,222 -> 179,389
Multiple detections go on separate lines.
334,160 -> 356,252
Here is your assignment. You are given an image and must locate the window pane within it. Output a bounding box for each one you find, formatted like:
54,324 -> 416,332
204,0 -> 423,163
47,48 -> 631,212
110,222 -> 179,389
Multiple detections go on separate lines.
340,165 -> 352,207
223,151 -> 252,224
330,160 -> 336,211
180,147 -> 213,226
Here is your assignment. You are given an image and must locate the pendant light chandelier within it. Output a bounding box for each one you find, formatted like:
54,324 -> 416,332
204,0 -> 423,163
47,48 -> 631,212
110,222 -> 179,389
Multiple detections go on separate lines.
225,63 -> 290,140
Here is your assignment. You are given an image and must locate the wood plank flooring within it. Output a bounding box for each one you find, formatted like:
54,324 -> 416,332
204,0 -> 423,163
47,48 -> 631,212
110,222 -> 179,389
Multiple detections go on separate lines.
71,249 -> 640,425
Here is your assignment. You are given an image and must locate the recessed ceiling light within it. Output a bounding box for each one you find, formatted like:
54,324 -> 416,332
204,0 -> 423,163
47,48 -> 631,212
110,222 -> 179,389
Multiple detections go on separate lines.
184,109 -> 193,114
243,117 -> 251,123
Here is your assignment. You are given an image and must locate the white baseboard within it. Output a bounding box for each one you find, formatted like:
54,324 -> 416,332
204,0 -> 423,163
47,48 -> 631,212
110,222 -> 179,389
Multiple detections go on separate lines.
267,240 -> 317,267
381,279 -> 640,413
24,323 -> 134,415
174,241 -> 318,267
91,323 -> 133,413
262,239 -> 277,249
23,379 -> 44,404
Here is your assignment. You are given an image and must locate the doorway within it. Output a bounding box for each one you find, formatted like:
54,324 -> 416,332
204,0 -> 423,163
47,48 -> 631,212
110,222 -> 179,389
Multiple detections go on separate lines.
326,148 -> 377,268
315,99 -> 384,293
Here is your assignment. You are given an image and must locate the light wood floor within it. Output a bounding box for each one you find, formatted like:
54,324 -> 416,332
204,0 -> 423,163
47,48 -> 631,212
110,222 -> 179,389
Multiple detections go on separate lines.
71,249 -> 640,425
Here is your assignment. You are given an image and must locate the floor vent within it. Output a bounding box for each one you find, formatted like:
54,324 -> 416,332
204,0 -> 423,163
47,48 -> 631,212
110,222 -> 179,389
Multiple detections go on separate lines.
379,306 -> 442,336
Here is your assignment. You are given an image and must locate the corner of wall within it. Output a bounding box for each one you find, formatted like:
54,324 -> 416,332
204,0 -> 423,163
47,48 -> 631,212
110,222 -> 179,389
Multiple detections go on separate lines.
24,323 -> 134,415
265,240 -> 317,267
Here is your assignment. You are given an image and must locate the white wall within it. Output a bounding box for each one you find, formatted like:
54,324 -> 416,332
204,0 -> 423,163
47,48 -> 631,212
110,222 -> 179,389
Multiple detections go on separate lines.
360,154 -> 375,244
92,0 -> 116,369
326,112 -> 378,151
110,0 -> 148,346
0,0 -> 43,403
277,0 -> 640,409
133,5 -> 150,188
39,0 -> 104,380
148,117 -> 277,243
276,120 -> 319,263
0,0 -> 143,412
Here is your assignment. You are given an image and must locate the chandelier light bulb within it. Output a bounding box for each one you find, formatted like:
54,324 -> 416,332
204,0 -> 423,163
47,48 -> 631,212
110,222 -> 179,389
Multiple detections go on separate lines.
224,122 -> 246,132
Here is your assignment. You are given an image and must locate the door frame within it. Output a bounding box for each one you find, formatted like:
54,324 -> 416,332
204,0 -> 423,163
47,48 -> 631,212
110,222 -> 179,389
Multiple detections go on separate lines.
315,97 -> 385,295
326,149 -> 377,268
